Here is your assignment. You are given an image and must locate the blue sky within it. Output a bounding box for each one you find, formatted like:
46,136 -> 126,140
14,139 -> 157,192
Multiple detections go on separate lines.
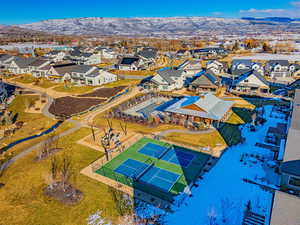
1,0 -> 300,24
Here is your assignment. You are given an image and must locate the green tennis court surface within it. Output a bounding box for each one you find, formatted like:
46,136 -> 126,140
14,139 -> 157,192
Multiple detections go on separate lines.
96,137 -> 210,203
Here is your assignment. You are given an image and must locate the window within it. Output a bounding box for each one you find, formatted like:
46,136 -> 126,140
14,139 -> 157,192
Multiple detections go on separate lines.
289,176 -> 300,187
244,79 -> 249,83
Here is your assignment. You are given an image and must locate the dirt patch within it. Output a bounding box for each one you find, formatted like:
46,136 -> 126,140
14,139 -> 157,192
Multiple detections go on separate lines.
78,86 -> 127,98
49,96 -> 105,117
44,182 -> 83,205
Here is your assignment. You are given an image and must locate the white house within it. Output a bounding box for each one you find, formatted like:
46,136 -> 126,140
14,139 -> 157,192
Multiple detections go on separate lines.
8,57 -> 37,74
85,69 -> 117,86
117,57 -> 143,71
69,50 -> 101,65
178,60 -> 202,77
231,71 -> 270,94
46,63 -> 98,85
45,51 -> 67,62
29,59 -> 51,77
96,47 -> 117,59
0,54 -> 15,70
265,60 -> 291,79
149,69 -> 186,91
206,60 -> 228,75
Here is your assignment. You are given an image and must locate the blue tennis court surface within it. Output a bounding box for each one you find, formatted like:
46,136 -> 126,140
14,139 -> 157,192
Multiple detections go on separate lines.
138,143 -> 195,168
161,149 -> 195,168
138,143 -> 169,158
114,158 -> 180,192
114,159 -> 150,179
140,167 -> 180,192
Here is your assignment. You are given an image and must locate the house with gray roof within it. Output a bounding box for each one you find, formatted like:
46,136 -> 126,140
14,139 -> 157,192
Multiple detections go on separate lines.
44,50 -> 67,62
231,70 -> 270,94
0,54 -> 15,70
29,59 -> 51,77
271,89 -> 300,225
178,60 -> 203,77
148,68 -> 186,91
265,60 -> 291,79
206,60 -> 228,75
85,69 -> 117,86
163,93 -> 234,127
8,57 -> 37,74
69,50 -> 101,65
46,64 -> 98,85
231,59 -> 264,77
189,72 -> 221,93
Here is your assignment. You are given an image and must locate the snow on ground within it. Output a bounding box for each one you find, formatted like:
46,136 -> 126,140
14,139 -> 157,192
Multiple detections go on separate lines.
160,105 -> 287,225
233,54 -> 300,61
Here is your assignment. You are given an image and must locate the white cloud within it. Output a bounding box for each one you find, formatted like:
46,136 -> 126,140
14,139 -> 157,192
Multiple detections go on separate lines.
291,1 -> 300,8
239,2 -> 300,18
240,8 -> 286,14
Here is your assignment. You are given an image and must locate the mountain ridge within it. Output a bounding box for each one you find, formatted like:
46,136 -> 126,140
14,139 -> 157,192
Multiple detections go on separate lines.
15,16 -> 300,37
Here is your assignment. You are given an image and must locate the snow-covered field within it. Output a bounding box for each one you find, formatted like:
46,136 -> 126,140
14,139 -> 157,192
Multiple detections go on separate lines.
151,104 -> 287,225
233,54 -> 300,61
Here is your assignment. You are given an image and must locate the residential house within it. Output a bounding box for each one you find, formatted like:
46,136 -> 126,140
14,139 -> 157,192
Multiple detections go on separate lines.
46,63 -> 98,85
231,59 -> 264,75
146,68 -> 186,91
136,48 -> 158,68
44,50 -> 67,62
206,60 -> 228,75
190,48 -> 227,58
163,93 -> 234,127
189,72 -> 221,93
291,63 -> 300,78
69,50 -> 101,65
85,69 -> 117,86
265,60 -> 291,79
29,59 -> 51,77
273,90 -> 300,205
0,54 -> 15,70
117,57 -> 142,71
178,60 -> 202,77
231,71 -> 270,94
176,50 -> 192,58
95,47 -> 117,59
8,57 -> 37,74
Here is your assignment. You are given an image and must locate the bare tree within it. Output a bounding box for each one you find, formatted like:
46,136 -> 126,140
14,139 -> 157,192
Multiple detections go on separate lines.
60,153 -> 73,192
49,155 -> 59,189
119,120 -> 128,136
38,134 -> 56,160
207,207 -> 217,225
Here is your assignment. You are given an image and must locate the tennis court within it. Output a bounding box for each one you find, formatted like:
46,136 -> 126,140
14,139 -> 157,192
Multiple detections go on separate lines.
96,137 -> 210,203
114,158 -> 180,192
138,143 -> 195,168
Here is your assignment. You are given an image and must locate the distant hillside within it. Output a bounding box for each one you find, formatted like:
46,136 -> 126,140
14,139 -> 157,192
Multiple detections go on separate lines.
15,16 -> 300,37
0,24 -> 49,38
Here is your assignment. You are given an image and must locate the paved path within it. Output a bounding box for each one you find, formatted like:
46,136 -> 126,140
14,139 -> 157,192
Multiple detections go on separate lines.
156,128 -> 215,137
1,119 -> 82,171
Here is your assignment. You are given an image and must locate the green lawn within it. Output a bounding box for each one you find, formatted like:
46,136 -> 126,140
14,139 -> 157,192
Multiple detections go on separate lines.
0,128 -> 122,225
97,137 -> 210,201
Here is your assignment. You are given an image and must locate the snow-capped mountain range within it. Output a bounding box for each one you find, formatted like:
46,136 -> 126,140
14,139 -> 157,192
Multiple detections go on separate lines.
17,17 -> 300,37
